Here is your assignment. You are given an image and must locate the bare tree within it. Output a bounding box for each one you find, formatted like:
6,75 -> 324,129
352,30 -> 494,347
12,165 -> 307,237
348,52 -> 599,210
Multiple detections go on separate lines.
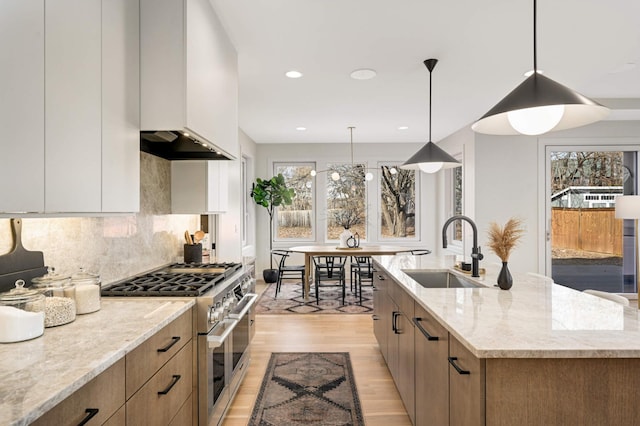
380,166 -> 415,237
551,152 -> 624,194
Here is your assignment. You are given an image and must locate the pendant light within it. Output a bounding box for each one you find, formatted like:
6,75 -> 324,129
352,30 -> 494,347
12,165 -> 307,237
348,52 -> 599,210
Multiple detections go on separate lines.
471,0 -> 609,136
401,59 -> 460,173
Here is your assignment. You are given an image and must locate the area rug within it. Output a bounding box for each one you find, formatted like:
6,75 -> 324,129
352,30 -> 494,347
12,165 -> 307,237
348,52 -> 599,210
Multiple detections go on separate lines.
248,352 -> 364,426
255,281 -> 373,314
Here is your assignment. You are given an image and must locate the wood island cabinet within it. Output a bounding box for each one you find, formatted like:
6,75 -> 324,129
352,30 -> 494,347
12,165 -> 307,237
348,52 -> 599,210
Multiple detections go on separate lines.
373,269 -> 415,424
33,309 -> 194,426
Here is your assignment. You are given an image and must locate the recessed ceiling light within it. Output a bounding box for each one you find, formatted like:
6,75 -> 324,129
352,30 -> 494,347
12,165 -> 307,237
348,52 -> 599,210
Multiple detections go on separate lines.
285,70 -> 303,78
296,127 -> 307,131
524,69 -> 545,77
397,126 -> 409,130
350,68 -> 377,80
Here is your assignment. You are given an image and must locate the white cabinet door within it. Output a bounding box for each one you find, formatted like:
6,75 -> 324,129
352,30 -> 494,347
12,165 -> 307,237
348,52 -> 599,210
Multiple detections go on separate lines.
171,161 -> 229,214
45,0 -> 102,212
185,0 -> 238,159
102,0 -> 140,212
206,161 -> 228,213
0,0 -> 45,213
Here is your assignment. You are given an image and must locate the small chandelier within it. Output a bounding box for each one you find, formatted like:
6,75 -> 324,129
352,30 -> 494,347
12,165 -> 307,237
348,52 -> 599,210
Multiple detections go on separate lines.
310,127 -> 399,182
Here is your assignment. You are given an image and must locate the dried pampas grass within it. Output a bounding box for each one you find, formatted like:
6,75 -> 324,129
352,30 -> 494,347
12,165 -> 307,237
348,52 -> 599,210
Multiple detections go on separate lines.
487,218 -> 525,262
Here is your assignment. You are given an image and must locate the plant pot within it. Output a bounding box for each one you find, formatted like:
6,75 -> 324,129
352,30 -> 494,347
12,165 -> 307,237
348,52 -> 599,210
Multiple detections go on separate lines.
497,262 -> 513,290
263,269 -> 278,284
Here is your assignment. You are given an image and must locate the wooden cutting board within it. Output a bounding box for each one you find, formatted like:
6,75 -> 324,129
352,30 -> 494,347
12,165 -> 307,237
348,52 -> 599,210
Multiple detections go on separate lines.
0,219 -> 47,292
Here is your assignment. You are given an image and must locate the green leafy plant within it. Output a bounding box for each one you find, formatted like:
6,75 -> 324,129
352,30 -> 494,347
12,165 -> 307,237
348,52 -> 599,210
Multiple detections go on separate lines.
251,174 -> 296,269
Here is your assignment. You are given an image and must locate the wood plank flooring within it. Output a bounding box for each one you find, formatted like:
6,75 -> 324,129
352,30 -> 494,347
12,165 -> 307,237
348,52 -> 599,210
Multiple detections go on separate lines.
220,283 -> 411,426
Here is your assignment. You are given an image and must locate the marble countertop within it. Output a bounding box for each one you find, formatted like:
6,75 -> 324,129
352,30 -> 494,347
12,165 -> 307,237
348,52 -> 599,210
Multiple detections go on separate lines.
0,299 -> 195,426
374,254 -> 640,359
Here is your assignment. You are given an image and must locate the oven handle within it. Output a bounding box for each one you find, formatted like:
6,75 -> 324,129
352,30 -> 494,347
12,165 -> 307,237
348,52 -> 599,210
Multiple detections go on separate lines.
228,293 -> 258,320
207,319 -> 236,349
206,294 -> 257,349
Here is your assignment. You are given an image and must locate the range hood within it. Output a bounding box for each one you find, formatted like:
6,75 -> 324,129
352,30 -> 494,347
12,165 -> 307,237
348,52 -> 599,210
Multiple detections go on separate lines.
140,128 -> 233,160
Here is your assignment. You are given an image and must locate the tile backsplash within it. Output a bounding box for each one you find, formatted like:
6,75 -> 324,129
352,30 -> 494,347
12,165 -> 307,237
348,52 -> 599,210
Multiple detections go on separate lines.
0,153 -> 199,285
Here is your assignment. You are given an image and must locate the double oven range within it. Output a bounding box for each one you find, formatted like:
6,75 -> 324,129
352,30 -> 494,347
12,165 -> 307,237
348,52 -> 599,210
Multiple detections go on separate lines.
102,262 -> 257,426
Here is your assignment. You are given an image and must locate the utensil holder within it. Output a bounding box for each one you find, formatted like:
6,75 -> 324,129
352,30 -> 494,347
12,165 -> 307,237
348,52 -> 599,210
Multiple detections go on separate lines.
184,244 -> 202,263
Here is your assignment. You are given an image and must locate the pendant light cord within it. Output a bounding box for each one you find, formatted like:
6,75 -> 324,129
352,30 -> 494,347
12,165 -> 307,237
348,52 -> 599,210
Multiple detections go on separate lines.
533,0 -> 537,72
349,126 -> 355,165
429,66 -> 432,142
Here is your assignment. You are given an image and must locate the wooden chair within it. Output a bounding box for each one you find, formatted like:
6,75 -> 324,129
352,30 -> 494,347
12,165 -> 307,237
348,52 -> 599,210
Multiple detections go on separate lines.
271,250 -> 305,298
352,256 -> 373,305
312,255 -> 347,304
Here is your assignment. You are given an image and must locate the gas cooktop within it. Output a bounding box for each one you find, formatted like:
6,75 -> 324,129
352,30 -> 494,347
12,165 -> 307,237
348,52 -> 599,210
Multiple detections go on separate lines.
101,262 -> 243,297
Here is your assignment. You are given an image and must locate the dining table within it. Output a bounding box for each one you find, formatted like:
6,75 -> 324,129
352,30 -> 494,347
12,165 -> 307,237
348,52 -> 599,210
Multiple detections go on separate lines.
288,245 -> 415,300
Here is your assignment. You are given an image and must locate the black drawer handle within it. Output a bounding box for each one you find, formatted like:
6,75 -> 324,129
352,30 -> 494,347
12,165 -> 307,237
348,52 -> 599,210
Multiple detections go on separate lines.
392,311 -> 401,334
77,408 -> 99,426
371,314 -> 380,321
413,317 -> 439,341
157,336 -> 181,353
448,357 -> 470,375
158,375 -> 181,395
377,275 -> 386,280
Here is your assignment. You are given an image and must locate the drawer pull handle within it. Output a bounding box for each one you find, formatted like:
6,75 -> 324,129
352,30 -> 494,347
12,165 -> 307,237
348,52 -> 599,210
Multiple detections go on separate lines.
157,336 -> 181,353
413,317 -> 439,341
448,357 -> 470,375
392,312 -> 401,334
77,408 -> 99,426
158,375 -> 181,395
371,314 -> 380,321
377,275 -> 386,280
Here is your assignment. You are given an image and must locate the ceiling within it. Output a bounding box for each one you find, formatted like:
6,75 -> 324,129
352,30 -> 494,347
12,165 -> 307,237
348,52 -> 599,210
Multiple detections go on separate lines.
210,0 -> 640,145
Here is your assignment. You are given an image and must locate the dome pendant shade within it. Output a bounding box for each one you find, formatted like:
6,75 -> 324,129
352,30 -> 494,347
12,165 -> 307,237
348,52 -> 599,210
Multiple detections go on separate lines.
472,72 -> 609,135
402,58 -> 460,173
401,141 -> 460,171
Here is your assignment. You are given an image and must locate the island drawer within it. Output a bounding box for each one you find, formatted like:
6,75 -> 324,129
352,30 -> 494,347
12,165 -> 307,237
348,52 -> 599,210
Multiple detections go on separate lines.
32,358 -> 125,426
125,308 -> 192,398
126,340 -> 193,425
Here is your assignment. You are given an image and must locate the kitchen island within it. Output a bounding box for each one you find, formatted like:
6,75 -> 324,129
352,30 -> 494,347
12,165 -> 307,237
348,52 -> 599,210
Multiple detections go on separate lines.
373,254 -> 640,426
0,299 -> 194,426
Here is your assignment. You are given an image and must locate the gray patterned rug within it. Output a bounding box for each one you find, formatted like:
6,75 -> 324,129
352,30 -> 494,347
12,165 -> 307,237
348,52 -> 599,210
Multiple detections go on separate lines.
255,281 -> 373,314
249,352 -> 364,426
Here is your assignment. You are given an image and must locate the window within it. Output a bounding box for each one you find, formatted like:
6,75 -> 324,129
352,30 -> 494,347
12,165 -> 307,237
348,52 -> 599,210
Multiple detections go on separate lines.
444,163 -> 463,250
274,163 -> 314,240
326,163 -> 367,240
379,165 -> 416,239
241,155 -> 248,246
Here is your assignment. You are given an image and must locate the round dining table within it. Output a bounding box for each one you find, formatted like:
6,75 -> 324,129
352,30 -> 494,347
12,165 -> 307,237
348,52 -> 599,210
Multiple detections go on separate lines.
288,245 -> 415,300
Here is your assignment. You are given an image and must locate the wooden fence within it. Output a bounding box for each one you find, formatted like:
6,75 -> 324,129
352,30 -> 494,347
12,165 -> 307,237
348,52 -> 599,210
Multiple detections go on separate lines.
551,207 -> 622,256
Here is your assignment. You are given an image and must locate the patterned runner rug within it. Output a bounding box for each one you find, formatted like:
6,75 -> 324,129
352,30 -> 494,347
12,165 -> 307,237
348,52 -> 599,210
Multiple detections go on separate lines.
255,281 -> 373,314
249,352 -> 364,426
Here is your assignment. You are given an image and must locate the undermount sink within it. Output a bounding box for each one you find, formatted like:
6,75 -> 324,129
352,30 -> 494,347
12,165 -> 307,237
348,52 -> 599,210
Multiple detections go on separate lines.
402,270 -> 482,289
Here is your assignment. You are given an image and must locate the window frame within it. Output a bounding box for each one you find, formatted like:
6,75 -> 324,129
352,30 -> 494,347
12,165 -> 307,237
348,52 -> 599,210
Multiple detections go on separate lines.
444,158 -> 464,254
272,161 -> 316,243
376,161 -> 420,242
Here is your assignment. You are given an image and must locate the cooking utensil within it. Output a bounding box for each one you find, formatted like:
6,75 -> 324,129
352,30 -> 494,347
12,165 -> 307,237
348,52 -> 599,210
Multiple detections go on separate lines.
185,230 -> 194,245
194,230 -> 205,244
0,219 -> 47,292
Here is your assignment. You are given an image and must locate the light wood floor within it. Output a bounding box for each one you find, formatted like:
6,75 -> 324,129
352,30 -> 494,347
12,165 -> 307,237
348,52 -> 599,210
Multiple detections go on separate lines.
220,283 -> 411,426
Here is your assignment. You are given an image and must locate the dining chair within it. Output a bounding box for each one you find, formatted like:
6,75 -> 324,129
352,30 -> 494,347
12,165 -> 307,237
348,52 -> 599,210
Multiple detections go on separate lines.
271,250 -> 306,298
312,255 -> 347,304
349,255 -> 370,292
352,256 -> 373,305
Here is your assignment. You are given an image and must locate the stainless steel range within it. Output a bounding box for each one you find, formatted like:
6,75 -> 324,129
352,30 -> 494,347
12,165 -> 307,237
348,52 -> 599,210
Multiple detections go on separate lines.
102,262 -> 257,426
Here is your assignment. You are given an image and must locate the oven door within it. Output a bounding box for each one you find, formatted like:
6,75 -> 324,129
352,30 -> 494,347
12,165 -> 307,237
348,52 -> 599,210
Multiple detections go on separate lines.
200,319 -> 234,426
227,293 -> 257,395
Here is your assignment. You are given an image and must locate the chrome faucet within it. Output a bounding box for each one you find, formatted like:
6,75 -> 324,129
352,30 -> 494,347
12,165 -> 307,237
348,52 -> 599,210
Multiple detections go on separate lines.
442,215 -> 484,278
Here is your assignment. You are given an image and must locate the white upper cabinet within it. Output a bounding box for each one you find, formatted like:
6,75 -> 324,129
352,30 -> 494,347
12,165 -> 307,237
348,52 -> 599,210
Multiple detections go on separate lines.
141,0 -> 239,159
0,0 -> 140,214
45,0 -> 102,212
101,0 -> 140,212
0,0 -> 45,213
171,161 -> 229,214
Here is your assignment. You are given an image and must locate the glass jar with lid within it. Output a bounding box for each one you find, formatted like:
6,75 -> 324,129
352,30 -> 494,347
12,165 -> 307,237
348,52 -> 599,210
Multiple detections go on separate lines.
32,268 -> 76,327
0,279 -> 45,342
71,267 -> 101,314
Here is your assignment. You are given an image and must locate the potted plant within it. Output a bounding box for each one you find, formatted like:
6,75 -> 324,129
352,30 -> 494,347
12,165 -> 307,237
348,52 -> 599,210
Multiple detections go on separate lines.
251,174 -> 296,283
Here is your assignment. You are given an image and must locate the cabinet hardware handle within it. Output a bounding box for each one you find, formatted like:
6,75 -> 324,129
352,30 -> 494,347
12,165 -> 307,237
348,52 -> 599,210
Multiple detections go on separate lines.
77,408 -> 99,426
157,336 -> 181,353
377,275 -> 386,280
372,315 -> 380,320
448,357 -> 470,375
158,375 -> 181,395
392,312 -> 402,334
413,317 -> 439,341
